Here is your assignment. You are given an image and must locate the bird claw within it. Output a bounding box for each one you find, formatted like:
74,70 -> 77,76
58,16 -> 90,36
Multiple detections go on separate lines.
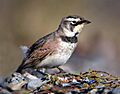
57,67 -> 66,73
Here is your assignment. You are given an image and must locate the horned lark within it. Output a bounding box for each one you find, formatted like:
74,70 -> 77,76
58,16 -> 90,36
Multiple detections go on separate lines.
16,15 -> 91,73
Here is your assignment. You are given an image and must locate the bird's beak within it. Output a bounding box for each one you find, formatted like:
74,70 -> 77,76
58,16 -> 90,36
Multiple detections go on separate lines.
82,20 -> 91,24
76,20 -> 91,25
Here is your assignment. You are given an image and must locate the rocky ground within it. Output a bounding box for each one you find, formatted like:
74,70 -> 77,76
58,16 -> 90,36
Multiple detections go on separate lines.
0,69 -> 120,94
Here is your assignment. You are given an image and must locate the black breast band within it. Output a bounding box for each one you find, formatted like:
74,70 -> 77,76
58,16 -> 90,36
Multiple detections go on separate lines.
60,35 -> 78,43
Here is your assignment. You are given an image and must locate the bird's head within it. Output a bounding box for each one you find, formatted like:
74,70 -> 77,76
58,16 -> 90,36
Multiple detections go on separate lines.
59,15 -> 91,37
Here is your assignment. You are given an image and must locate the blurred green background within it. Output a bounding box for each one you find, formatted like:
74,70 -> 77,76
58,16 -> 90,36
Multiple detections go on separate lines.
0,0 -> 120,77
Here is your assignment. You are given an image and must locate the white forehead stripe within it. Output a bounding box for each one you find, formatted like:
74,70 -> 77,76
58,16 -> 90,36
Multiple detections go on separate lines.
66,18 -> 80,22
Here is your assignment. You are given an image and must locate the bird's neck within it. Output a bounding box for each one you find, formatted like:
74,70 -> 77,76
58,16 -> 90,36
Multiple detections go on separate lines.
57,26 -> 79,43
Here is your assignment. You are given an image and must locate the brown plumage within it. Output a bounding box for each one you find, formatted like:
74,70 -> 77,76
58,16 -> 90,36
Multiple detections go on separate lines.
17,32 -> 59,72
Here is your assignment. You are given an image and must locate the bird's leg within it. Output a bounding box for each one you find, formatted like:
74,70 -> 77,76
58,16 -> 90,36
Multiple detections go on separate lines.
36,68 -> 48,76
57,67 -> 66,73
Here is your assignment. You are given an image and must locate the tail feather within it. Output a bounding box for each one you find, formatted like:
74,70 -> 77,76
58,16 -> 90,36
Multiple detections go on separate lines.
17,45 -> 29,73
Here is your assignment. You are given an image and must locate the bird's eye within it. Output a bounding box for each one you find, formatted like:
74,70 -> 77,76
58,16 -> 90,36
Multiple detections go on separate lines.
72,21 -> 76,23
71,21 -> 77,25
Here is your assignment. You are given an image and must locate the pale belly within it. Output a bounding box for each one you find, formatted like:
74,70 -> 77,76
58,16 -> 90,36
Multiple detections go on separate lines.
37,41 -> 77,68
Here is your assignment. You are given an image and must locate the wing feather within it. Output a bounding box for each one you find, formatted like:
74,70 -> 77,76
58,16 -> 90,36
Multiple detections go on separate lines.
16,32 -> 57,72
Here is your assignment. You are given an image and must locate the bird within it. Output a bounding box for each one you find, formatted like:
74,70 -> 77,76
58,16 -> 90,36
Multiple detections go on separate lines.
16,15 -> 91,73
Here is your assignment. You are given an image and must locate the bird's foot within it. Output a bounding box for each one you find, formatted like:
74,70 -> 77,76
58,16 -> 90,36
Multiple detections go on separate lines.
36,69 -> 48,76
57,67 -> 66,73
